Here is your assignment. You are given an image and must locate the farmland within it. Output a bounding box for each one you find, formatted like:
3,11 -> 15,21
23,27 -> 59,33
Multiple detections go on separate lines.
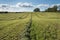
0,12 -> 60,40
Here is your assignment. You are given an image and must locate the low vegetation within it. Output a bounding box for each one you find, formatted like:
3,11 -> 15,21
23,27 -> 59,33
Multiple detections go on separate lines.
0,12 -> 60,40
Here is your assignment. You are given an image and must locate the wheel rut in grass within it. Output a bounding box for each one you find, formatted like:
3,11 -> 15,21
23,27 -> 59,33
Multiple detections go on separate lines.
20,13 -> 32,40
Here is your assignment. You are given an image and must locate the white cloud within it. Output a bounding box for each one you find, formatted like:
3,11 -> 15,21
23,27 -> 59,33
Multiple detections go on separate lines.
0,2 -> 34,12
0,4 -> 10,9
49,4 -> 60,8
56,4 -> 60,6
16,2 -> 34,8
36,4 -> 49,8
0,3 -> 60,12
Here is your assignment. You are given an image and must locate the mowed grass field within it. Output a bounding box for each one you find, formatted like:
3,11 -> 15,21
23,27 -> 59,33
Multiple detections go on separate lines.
0,12 -> 60,40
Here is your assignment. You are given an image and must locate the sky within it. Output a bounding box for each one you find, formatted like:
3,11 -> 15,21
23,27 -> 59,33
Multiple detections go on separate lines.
0,0 -> 60,12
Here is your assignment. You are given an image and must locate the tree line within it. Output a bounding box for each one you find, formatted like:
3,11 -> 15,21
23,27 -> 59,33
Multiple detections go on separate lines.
33,5 -> 60,12
0,11 -> 8,13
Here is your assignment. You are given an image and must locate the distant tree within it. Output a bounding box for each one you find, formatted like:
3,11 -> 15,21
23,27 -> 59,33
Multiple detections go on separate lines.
57,9 -> 60,12
45,8 -> 53,12
5,11 -> 8,13
33,8 -> 40,12
0,11 -> 8,14
45,5 -> 58,12
53,5 -> 57,12
59,6 -> 60,10
58,5 -> 60,12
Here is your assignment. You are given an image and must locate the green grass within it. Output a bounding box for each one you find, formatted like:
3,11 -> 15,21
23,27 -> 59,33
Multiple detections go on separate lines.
0,13 -> 31,40
0,12 -> 60,40
30,12 -> 60,40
